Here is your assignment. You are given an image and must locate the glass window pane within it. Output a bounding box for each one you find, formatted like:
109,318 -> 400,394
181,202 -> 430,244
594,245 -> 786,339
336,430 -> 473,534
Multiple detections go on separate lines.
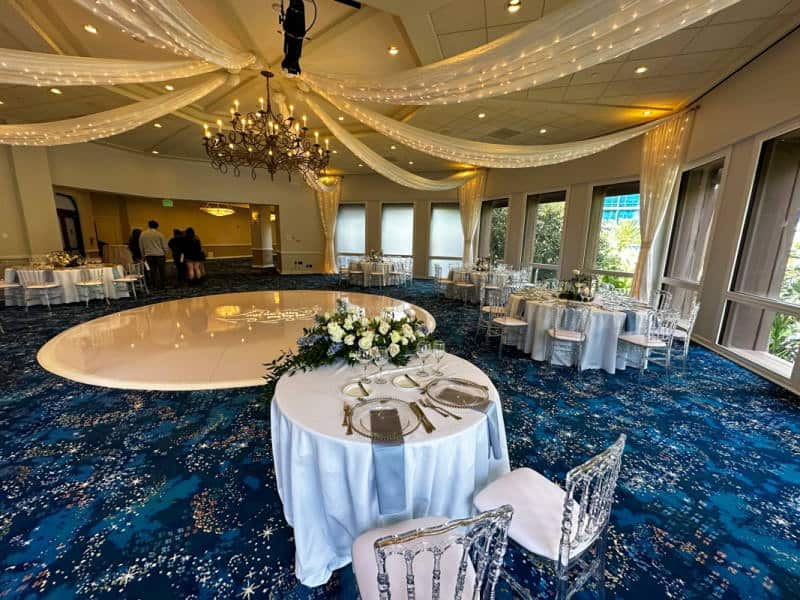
523,191 -> 566,267
380,204 -> 414,255
591,184 -> 641,274
429,203 -> 463,258
335,204 -> 365,255
721,300 -> 797,377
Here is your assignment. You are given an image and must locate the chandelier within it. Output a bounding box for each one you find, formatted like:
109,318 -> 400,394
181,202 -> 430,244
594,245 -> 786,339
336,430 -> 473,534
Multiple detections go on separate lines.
202,71 -> 330,181
200,203 -> 235,217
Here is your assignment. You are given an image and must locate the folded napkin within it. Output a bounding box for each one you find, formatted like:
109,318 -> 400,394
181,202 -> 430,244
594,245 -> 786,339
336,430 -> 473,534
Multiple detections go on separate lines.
476,401 -> 503,460
437,387 -> 486,405
370,408 -> 406,515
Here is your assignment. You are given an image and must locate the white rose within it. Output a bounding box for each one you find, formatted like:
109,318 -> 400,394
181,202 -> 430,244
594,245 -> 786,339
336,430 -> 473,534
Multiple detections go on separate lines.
405,308 -> 417,320
330,330 -> 343,343
401,323 -> 414,338
343,317 -> 353,331
388,343 -> 400,357
399,336 -> 408,346
390,330 -> 401,344
358,334 -> 374,350
344,334 -> 355,346
407,333 -> 416,343
572,269 -> 581,276
378,321 -> 390,335
323,312 -> 332,320
359,317 -> 369,328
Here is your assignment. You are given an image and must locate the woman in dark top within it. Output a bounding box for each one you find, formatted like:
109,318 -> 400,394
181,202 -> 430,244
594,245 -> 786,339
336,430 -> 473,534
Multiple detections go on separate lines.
128,228 -> 142,262
182,227 -> 205,282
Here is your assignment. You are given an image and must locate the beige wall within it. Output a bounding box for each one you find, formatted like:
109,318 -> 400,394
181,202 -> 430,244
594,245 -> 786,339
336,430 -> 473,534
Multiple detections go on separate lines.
0,147 -> 29,261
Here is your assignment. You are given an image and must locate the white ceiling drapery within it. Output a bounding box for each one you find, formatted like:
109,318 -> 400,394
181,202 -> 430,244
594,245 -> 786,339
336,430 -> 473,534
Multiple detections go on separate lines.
0,49 -> 219,86
300,0 -> 741,105
315,90 -> 672,169
304,93 -> 476,191
71,0 -> 257,71
0,73 -> 229,145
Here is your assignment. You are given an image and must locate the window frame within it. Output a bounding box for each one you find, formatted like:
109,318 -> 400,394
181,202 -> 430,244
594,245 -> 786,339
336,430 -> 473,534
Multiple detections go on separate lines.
428,201 -> 464,275
380,202 -> 415,258
522,189 -> 567,282
334,202 -> 366,258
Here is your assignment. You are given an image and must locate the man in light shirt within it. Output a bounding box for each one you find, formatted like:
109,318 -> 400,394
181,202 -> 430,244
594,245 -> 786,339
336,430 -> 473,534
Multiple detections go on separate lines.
139,220 -> 169,290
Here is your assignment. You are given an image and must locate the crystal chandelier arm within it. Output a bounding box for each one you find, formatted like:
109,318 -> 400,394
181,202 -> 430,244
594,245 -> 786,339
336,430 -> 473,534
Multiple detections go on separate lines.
304,94 -> 475,191
315,88 -> 675,168
299,0 -> 742,104
0,49 -> 220,86
0,72 -> 229,145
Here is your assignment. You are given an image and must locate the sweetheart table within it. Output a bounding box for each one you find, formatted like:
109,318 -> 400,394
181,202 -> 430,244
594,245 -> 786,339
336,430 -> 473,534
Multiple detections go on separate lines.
271,352 -> 510,586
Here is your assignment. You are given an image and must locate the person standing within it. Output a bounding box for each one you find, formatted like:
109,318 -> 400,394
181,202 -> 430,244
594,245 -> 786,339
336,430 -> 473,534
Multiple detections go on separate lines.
182,228 -> 205,284
139,220 -> 169,289
128,228 -> 142,262
168,228 -> 185,285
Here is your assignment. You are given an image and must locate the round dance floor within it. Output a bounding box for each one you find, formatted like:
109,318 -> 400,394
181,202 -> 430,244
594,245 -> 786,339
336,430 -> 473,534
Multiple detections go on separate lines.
37,290 -> 435,391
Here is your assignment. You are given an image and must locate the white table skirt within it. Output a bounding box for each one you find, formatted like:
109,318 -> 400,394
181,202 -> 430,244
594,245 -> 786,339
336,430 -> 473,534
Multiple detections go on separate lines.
445,269 -> 509,304
271,353 -> 510,586
507,295 -> 647,373
348,261 -> 391,287
4,266 -> 129,306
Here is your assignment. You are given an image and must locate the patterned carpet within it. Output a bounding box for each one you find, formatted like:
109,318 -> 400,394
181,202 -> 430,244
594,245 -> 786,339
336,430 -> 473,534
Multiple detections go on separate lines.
0,260 -> 798,599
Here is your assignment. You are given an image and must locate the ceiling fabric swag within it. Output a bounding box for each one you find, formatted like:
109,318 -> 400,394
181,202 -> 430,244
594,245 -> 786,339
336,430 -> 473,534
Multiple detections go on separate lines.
71,0 -> 257,71
0,49 -> 219,86
631,111 -> 695,301
316,89 -> 671,168
300,0 -> 741,105
0,72 -> 228,145
303,93 -> 476,191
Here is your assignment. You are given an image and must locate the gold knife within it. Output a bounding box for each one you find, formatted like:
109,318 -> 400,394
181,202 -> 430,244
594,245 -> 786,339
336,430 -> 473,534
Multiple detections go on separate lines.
410,402 -> 434,433
405,373 -> 421,387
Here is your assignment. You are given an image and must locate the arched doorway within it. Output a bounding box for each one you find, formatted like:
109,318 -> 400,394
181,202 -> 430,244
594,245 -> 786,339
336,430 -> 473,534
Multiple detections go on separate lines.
55,192 -> 85,255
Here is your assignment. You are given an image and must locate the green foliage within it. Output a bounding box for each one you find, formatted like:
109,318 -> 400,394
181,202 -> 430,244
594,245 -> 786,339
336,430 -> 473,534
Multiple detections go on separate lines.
532,203 -> 563,265
768,234 -> 800,361
596,218 -> 640,273
490,206 -> 507,261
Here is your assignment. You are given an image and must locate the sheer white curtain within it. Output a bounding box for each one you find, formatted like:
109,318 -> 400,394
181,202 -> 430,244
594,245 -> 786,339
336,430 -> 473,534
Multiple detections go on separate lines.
0,73 -> 228,145
303,93 -> 476,192
315,89 -> 668,169
458,169 -> 488,265
0,49 -> 218,86
71,0 -> 257,71
301,0 -> 741,105
631,112 -> 695,300
314,176 -> 342,274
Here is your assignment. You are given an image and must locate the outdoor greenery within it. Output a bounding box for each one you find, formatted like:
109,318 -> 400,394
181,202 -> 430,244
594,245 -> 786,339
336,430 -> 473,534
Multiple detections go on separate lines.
594,218 -> 639,292
490,206 -> 508,261
769,234 -> 800,361
532,202 -> 564,266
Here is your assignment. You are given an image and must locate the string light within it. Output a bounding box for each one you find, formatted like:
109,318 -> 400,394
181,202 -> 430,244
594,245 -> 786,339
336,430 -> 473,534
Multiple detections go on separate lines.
507,0 -> 522,14
635,65 -> 648,74
49,88 -> 62,95
83,24 -> 98,34
387,46 -> 399,56
164,84 -> 175,91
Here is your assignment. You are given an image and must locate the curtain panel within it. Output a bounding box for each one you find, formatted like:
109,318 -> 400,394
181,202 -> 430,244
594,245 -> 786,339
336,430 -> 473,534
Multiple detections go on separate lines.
458,169 -> 488,265
314,176 -> 342,274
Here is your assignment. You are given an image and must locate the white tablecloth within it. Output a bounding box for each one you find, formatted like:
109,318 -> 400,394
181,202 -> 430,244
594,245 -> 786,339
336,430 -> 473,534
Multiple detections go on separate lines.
4,266 -> 129,306
507,295 -> 647,373
348,260 -> 391,287
271,353 -> 510,586
445,269 -> 509,303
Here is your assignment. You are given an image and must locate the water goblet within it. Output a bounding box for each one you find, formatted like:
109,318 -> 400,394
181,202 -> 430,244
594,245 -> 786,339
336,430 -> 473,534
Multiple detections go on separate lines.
357,349 -> 373,383
373,347 -> 389,384
416,341 -> 431,377
431,341 -> 445,376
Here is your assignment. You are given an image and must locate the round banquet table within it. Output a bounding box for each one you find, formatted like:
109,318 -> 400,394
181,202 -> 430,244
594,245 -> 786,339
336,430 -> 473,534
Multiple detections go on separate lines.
271,352 -> 510,586
3,265 -> 129,306
506,294 -> 648,373
445,268 -> 510,304
348,260 -> 391,287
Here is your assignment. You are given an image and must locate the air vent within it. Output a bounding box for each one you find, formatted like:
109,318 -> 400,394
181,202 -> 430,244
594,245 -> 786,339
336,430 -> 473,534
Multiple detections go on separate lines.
488,128 -> 521,140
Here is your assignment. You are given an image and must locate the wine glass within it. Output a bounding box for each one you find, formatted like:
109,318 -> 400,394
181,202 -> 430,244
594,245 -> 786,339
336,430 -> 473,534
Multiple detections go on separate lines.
373,347 -> 389,384
357,349 -> 372,383
416,341 -> 431,377
431,341 -> 445,376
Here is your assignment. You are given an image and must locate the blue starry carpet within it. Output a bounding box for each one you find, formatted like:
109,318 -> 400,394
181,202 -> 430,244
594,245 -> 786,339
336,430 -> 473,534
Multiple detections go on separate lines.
0,260 -> 798,599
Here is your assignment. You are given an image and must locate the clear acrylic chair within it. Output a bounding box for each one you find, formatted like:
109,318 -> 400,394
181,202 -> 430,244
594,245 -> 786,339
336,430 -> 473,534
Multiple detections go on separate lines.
113,262 -> 148,299
433,264 -> 449,296
650,289 -> 673,311
16,269 -> 62,313
75,267 -> 110,307
486,292 -> 528,357
671,302 -> 700,372
336,256 -> 350,287
349,258 -> 365,286
368,262 -> 388,287
545,304 -> 591,370
453,270 -> 475,304
476,284 -> 509,341
618,309 -> 679,377
388,258 -> 405,286
352,504 -> 514,600
474,434 -> 626,600
0,278 -> 22,313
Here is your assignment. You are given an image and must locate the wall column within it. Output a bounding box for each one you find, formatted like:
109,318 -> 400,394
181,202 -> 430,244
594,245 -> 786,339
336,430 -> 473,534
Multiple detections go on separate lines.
506,192 -> 526,267
10,147 -> 62,256
250,205 -> 275,268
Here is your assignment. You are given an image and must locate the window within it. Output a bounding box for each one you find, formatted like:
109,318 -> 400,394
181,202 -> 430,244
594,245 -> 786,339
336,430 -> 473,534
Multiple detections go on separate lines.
585,182 -> 640,291
381,204 -> 414,256
663,159 -> 724,314
335,204 -> 365,256
476,199 -> 509,262
429,203 -> 463,276
522,191 -> 566,282
722,130 -> 800,376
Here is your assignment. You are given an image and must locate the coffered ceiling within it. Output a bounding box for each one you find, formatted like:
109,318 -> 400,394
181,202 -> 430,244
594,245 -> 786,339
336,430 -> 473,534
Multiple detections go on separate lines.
0,0 -> 798,176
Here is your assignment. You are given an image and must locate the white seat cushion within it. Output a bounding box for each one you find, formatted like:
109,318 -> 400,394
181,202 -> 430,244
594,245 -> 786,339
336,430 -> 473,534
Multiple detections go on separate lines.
619,334 -> 667,348
25,283 -> 60,289
113,276 -> 139,282
76,280 -> 104,286
492,316 -> 527,327
676,318 -> 691,331
672,329 -> 688,340
546,329 -> 585,342
454,282 -> 474,287
349,270 -> 364,274
481,305 -> 506,315
0,282 -> 21,288
474,468 -> 593,562
352,516 -> 476,600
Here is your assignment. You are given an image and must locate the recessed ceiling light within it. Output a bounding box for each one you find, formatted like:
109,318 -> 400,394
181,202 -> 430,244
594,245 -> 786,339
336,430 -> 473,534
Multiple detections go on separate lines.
151,150 -> 159,154
387,45 -> 399,56
390,145 -> 397,150
153,122 -> 163,128
408,161 -> 414,165
539,128 -> 547,134
478,112 -> 486,119
358,163 -> 363,167
635,65 -> 648,74
0,99 -> 4,105
337,115 -> 344,121
332,150 -> 338,154
50,88 -> 62,95
506,0 -> 521,13
643,110 -> 652,116
164,84 -> 175,91
83,24 -> 98,34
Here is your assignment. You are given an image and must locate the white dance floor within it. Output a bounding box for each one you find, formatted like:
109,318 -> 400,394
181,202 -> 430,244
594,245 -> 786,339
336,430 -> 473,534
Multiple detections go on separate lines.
37,291 -> 435,391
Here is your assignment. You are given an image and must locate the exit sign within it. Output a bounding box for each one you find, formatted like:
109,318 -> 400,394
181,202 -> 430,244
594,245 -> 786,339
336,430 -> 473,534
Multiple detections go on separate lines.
162,199 -> 174,207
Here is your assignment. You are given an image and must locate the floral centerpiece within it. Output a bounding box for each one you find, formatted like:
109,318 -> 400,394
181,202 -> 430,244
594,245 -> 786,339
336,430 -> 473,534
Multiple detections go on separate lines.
263,299 -> 432,403
473,256 -> 492,272
46,251 -> 84,268
559,269 -> 595,302
367,249 -> 385,262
